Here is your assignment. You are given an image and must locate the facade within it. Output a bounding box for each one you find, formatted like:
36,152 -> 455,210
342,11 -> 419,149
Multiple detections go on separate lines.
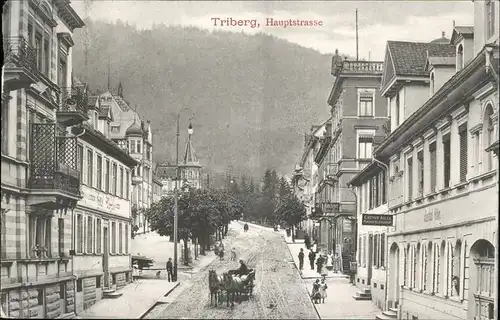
348,162 -> 390,310
374,3 -> 499,319
152,171 -> 163,204
156,126 -> 202,195
100,88 -> 154,235
320,50 -> 387,272
72,95 -> 137,313
292,119 -> 331,239
1,0 -> 86,318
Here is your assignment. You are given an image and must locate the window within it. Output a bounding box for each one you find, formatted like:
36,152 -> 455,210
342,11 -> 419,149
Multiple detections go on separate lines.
58,218 -> 64,257
105,160 -> 110,193
1,102 -> 8,155
77,144 -> 84,180
137,140 -> 142,154
358,89 -> 374,116
443,134 -> 451,188
485,105 -> 494,171
125,224 -> 129,253
120,167 -> 124,198
459,125 -> 468,182
119,223 -> 123,254
125,170 -> 130,200
111,222 -> 116,253
96,219 -> 101,254
130,140 -> 136,153
429,142 -> 437,193
35,32 -> 43,71
457,45 -> 464,71
381,172 -> 387,204
76,214 -> 83,253
375,174 -> 380,207
28,215 -> 51,258
87,150 -> 93,187
369,179 -> 373,209
417,150 -> 424,197
486,0 -> 496,39
403,245 -> 408,286
43,39 -> 49,76
87,216 -> 93,254
96,155 -> 102,190
58,57 -> 67,88
358,136 -> 373,159
395,92 -> 400,126
374,234 -> 379,267
451,240 -> 462,297
473,131 -> 480,173
112,163 -> 118,196
407,156 -> 413,201
380,233 -> 385,267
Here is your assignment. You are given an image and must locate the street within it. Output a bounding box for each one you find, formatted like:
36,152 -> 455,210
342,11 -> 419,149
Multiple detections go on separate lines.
144,223 -> 318,319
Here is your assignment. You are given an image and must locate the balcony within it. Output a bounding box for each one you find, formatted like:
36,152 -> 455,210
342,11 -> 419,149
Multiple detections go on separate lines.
2,36 -> 39,91
331,58 -> 383,76
27,124 -> 81,210
57,86 -> 89,127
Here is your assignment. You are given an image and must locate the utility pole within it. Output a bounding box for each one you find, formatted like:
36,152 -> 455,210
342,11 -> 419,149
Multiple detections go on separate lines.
207,173 -> 210,189
356,9 -> 359,61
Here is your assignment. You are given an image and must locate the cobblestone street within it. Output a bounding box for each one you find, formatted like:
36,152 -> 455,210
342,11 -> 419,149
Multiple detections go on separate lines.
145,223 -> 318,319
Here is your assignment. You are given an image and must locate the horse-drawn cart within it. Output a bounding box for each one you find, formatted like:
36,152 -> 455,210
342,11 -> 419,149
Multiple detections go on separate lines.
208,268 -> 256,307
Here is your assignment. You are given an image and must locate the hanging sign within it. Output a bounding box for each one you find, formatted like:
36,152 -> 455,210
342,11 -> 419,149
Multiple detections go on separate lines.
362,214 -> 393,226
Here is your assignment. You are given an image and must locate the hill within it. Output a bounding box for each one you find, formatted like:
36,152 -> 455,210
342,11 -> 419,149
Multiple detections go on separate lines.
72,19 -> 345,177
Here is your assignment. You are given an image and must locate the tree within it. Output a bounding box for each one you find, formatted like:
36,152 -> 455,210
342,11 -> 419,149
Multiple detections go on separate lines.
274,194 -> 306,242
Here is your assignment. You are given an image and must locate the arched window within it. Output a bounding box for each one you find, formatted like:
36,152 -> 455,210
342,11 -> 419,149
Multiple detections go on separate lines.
483,104 -> 495,171
468,239 -> 495,320
403,243 -> 409,286
425,241 -> 433,292
451,239 -> 462,297
457,44 -> 464,71
439,240 -> 446,294
414,243 -> 421,289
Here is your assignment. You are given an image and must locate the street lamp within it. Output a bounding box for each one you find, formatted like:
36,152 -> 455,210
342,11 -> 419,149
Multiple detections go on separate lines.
173,108 -> 195,282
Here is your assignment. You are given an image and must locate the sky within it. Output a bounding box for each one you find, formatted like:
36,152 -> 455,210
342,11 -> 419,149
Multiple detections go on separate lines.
71,0 -> 474,61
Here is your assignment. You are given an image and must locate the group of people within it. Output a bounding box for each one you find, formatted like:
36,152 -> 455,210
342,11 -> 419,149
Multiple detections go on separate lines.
311,278 -> 328,304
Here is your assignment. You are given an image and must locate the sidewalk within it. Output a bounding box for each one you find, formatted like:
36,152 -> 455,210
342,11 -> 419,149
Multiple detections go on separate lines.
76,280 -> 180,319
286,239 -> 348,280
304,278 -> 380,319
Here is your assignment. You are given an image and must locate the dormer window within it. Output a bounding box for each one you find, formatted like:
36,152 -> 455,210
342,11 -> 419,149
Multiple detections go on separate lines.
486,0 -> 496,39
457,44 -> 464,71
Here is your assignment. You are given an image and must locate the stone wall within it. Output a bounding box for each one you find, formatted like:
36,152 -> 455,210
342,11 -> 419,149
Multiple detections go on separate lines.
83,278 -> 97,310
66,281 -> 75,314
8,288 -> 39,318
115,273 -> 127,290
45,284 -> 61,319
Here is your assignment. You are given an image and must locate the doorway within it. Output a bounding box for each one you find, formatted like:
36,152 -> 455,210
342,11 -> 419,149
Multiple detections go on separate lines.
103,226 -> 109,288
388,242 -> 400,309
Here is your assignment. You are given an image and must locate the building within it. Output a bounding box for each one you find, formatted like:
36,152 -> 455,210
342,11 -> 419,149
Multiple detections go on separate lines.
156,125 -> 202,195
71,94 -> 137,313
348,161 -> 390,311
98,87 -> 154,235
322,50 -> 387,272
292,119 -> 331,239
1,0 -> 85,318
374,2 -> 498,318
152,163 -> 163,204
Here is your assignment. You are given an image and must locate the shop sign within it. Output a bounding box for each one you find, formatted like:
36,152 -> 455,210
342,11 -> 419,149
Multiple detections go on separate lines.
362,214 -> 393,226
343,219 -> 352,232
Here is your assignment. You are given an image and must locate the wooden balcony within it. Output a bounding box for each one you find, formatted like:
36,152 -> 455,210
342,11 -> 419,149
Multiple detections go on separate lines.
57,85 -> 89,127
332,58 -> 383,76
27,124 -> 81,211
2,36 -> 39,91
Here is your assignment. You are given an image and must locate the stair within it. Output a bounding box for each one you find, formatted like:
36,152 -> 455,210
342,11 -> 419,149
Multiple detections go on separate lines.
102,288 -> 123,299
375,308 -> 398,320
352,287 -> 372,301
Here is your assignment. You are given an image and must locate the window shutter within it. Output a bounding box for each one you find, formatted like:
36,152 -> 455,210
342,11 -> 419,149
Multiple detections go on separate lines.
407,157 -> 413,200
459,128 -> 468,182
429,143 -> 437,192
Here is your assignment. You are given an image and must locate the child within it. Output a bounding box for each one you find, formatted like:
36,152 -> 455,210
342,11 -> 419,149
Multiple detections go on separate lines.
231,248 -> 237,261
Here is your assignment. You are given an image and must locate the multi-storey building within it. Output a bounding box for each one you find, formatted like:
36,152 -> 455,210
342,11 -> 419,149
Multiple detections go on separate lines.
348,161 -> 390,310
72,94 -> 137,313
99,87 -> 154,235
152,166 -> 163,204
156,126 -> 202,195
1,0 -> 85,318
322,50 -> 387,272
374,2 -> 498,318
292,119 -> 331,240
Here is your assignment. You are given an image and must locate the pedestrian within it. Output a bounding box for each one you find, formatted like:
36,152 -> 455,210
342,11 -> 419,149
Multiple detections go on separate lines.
298,248 -> 304,270
219,248 -> 224,261
311,279 -> 321,304
166,258 -> 173,282
304,234 -> 311,250
321,254 -> 329,277
319,278 -> 328,303
308,250 -> 316,270
316,254 -> 324,274
326,251 -> 334,270
231,248 -> 237,261
132,262 -> 140,282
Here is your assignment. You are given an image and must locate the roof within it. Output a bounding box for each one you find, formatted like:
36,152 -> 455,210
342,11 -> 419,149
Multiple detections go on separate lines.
347,162 -> 384,186
87,96 -> 98,107
125,121 -> 143,136
450,26 -> 474,44
156,164 -> 177,180
183,133 -> 199,165
387,41 -> 456,77
430,32 -> 450,44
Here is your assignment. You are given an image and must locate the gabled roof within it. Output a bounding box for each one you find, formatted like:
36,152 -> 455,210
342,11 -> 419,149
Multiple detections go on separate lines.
450,26 -> 474,44
387,41 -> 455,77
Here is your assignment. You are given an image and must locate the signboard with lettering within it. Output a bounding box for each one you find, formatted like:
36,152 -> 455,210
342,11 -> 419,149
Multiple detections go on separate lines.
322,202 -> 340,213
79,186 -> 130,218
362,214 -> 394,226
343,219 -> 352,232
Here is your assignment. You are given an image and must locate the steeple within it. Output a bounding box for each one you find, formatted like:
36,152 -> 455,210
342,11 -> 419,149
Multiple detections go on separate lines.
183,125 -> 199,165
117,81 -> 123,97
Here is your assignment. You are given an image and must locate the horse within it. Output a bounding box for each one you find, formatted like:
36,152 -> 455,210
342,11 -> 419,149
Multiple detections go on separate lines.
222,270 -> 256,307
208,270 -> 225,306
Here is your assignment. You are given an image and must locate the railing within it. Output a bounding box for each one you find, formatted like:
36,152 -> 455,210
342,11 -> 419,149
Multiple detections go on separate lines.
3,36 -> 38,75
332,58 -> 383,75
59,86 -> 88,114
29,123 -> 80,196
